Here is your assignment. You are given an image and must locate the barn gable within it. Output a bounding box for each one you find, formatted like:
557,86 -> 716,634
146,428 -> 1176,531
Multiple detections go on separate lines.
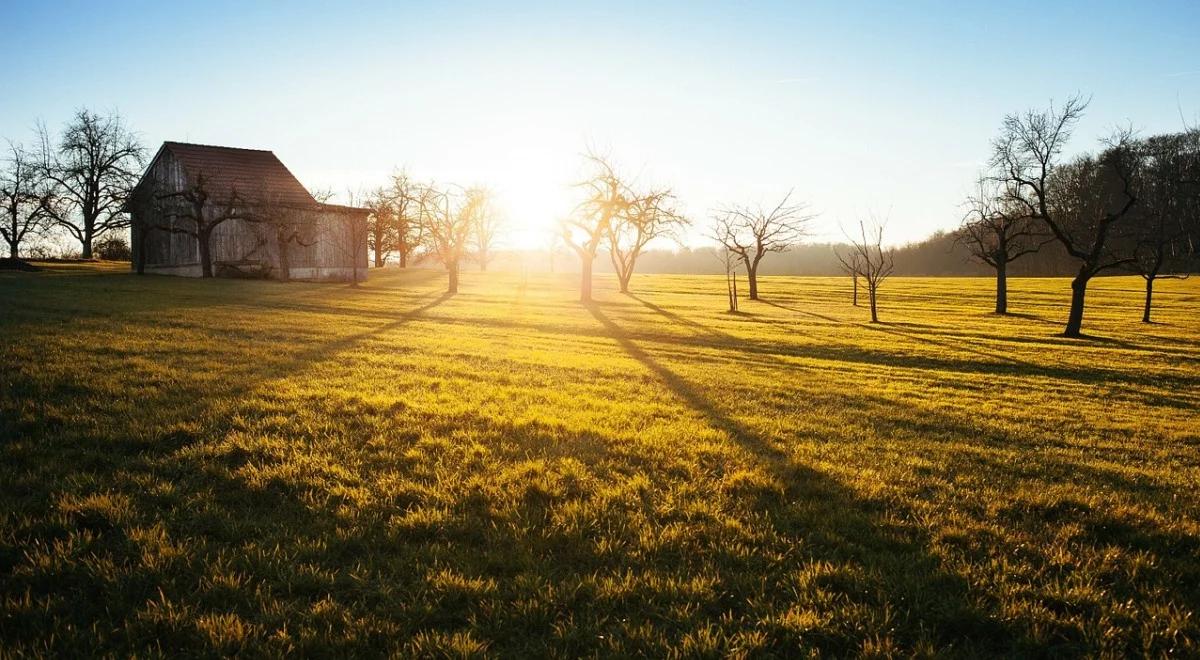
134,142 -> 318,207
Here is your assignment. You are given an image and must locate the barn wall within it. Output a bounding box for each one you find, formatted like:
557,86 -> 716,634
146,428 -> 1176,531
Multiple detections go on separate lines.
139,150 -> 200,269
133,147 -> 368,281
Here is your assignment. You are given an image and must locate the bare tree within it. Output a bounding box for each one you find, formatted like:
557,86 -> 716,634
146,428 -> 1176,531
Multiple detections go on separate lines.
333,190 -> 371,286
835,248 -> 862,307
710,191 -> 813,300
607,188 -> 688,293
1,142 -> 53,259
718,248 -> 741,312
152,172 -> 248,278
958,179 -> 1049,314
37,110 -> 145,258
990,96 -> 1142,337
1124,131 -> 1200,322
470,188 -> 504,271
562,152 -> 628,302
365,187 -> 396,268
842,217 -> 894,323
388,172 -> 427,269
422,184 -> 486,293
243,189 -> 319,283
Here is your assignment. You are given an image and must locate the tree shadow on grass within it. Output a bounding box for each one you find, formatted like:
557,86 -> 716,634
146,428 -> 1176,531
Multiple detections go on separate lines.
584,301 -> 1031,655
756,298 -> 843,324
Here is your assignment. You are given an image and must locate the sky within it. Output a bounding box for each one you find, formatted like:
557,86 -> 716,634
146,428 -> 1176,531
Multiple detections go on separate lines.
2,0 -> 1198,248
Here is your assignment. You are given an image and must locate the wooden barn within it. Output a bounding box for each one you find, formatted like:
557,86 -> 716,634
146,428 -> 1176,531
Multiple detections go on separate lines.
129,142 -> 369,281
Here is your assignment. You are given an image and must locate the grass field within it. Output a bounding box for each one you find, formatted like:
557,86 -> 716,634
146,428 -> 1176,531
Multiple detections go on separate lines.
1,263 -> 1198,657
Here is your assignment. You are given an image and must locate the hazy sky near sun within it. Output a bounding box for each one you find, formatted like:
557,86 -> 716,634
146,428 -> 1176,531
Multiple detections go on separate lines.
3,1 -> 1198,248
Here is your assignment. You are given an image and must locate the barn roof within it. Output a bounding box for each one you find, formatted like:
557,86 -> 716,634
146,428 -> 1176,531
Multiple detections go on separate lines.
157,141 -> 318,206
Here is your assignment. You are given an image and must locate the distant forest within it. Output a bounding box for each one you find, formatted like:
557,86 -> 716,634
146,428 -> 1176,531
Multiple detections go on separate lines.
482,232 -> 1085,277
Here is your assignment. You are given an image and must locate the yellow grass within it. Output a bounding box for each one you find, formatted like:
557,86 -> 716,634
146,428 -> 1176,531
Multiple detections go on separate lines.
1,263 -> 1197,656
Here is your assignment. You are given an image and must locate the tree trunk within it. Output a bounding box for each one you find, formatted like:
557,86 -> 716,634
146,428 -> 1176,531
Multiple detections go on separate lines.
852,273 -> 858,306
9,241 -> 17,259
580,255 -> 593,302
1142,277 -> 1154,324
399,249 -> 408,269
724,274 -> 734,316
198,232 -> 213,278
869,286 -> 879,323
619,269 -> 631,294
447,263 -> 459,294
80,236 -> 93,259
373,248 -> 384,268
1064,271 -> 1090,337
994,262 -> 1008,315
746,263 -> 759,300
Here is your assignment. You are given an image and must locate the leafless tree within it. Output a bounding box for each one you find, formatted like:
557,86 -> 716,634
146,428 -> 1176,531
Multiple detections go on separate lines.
36,109 -> 145,258
718,248 -> 741,312
244,189 -> 319,283
562,152 -> 628,302
710,191 -> 813,300
388,171 -> 427,268
470,188 -> 505,271
1124,131 -> 1200,322
835,248 -> 862,306
1,142 -> 53,259
990,96 -> 1142,337
958,179 -> 1049,314
842,217 -> 894,323
421,184 -> 487,293
364,187 -> 397,268
150,172 -> 248,278
607,188 -> 688,293
334,190 -> 371,286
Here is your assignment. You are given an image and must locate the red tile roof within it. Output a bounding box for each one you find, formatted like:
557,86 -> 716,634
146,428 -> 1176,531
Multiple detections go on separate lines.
160,141 -> 318,206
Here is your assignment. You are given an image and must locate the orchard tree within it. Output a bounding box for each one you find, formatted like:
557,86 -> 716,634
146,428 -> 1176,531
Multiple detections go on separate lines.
470,188 -> 505,271
991,96 -> 1141,337
151,172 -> 247,278
958,180 -> 1048,314
710,191 -> 813,300
562,152 -> 628,302
365,188 -> 397,268
607,188 -> 687,293
422,184 -> 487,293
834,248 -> 862,307
1,142 -> 53,259
1124,131 -> 1200,322
388,172 -> 428,268
842,217 -> 894,323
37,109 -> 145,258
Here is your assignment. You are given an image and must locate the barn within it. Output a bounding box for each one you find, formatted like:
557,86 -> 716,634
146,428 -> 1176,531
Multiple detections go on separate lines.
129,142 -> 369,281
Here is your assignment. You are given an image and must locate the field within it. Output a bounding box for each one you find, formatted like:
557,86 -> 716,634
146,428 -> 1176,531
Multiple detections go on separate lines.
1,263 -> 1198,657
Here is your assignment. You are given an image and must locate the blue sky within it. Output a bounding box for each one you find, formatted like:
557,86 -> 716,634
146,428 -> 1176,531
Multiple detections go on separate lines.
3,1 -> 1198,246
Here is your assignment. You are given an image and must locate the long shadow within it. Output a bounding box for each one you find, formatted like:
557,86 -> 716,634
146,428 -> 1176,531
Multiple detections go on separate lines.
584,301 -> 1027,653
417,311 -> 1200,396
627,293 -> 735,342
860,322 -> 1031,368
757,298 -> 842,324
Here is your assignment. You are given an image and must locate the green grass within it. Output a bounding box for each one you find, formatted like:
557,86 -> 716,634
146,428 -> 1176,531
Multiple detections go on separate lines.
1,263 -> 1198,657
